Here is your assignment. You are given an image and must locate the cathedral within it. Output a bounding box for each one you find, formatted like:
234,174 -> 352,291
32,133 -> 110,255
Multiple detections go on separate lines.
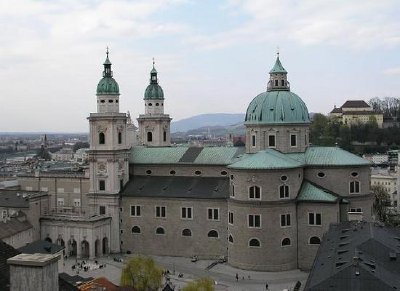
19,51 -> 373,271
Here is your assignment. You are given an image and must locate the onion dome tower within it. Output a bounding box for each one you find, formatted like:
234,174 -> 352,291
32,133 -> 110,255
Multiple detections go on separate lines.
87,49 -> 131,254
244,54 -> 310,153
137,60 -> 171,147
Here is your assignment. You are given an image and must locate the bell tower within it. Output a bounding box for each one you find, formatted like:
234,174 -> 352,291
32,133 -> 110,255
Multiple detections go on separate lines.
137,60 -> 172,146
87,49 -> 130,253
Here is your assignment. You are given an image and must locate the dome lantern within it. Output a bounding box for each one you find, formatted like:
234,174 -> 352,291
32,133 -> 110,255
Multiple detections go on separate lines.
144,59 -> 164,100
96,48 -> 120,96
267,52 -> 290,91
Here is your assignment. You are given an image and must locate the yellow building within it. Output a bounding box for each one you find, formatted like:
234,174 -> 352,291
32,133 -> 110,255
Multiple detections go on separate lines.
330,100 -> 383,128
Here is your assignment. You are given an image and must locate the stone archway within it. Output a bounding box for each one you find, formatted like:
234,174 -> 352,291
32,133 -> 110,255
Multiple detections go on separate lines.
68,238 -> 77,257
102,237 -> 109,255
81,240 -> 90,258
95,239 -> 100,257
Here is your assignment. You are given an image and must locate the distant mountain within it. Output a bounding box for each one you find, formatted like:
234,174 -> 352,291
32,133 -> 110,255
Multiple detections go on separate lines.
171,113 -> 245,133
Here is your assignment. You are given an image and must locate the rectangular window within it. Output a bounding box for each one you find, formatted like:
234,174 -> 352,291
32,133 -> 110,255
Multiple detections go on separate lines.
99,180 -> 105,191
350,181 -> 360,194
268,134 -> 276,147
309,213 -> 322,225
2,210 -> 8,219
350,208 -> 362,213
207,208 -> 219,221
248,214 -> 261,228
57,198 -> 64,206
228,211 -> 234,225
155,206 -> 166,218
252,134 -> 256,147
249,186 -> 261,199
130,205 -> 141,217
99,205 -> 106,215
279,185 -> 289,199
231,185 -> 235,197
73,187 -> 80,194
41,187 -> 48,192
181,207 -> 193,219
73,199 -> 81,207
163,131 -> 167,142
280,214 -> 291,227
25,186 -> 33,191
290,134 -> 297,147
57,188 -> 64,193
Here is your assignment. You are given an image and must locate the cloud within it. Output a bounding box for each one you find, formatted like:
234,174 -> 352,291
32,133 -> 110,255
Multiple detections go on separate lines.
383,67 -> 400,75
187,0 -> 400,50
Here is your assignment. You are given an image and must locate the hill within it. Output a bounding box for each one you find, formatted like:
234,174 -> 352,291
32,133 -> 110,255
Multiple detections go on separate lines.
171,113 -> 245,133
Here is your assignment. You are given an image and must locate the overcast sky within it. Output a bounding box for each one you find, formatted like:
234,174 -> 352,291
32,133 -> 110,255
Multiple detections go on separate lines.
0,0 -> 399,132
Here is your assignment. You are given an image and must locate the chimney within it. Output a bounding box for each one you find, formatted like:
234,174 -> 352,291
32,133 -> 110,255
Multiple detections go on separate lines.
7,253 -> 60,291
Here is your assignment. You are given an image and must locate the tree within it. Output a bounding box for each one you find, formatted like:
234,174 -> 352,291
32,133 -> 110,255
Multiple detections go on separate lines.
182,277 -> 215,291
120,256 -> 163,291
372,185 -> 391,223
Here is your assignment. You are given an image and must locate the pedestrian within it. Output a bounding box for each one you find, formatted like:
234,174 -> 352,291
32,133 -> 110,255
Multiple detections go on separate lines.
235,273 -> 238,282
266,282 -> 269,290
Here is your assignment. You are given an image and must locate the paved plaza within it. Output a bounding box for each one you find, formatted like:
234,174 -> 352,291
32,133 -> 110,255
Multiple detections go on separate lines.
63,254 -> 308,291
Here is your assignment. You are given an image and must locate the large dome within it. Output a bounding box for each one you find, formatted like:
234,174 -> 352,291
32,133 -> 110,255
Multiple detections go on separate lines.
97,77 -> 119,95
245,90 -> 310,124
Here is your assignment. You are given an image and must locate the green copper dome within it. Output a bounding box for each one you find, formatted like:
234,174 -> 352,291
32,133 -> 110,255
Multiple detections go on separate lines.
97,77 -> 119,95
144,64 -> 164,100
96,51 -> 120,95
245,91 -> 310,124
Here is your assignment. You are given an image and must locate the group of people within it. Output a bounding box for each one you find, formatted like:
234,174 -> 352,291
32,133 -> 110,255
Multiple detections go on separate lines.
71,260 -> 106,274
235,273 -> 269,290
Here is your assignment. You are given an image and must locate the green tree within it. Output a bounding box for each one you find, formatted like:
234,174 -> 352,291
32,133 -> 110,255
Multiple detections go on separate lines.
120,256 -> 163,291
182,277 -> 215,291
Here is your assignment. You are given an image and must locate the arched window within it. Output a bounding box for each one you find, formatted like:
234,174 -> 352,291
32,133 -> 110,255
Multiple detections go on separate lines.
99,132 -> 105,144
281,80 -> 285,86
182,229 -> 192,237
281,238 -> 291,246
131,226 -> 141,234
207,230 -> 219,238
249,186 -> 261,199
118,132 -> 122,144
309,236 -> 321,245
279,185 -> 289,199
350,181 -> 360,194
156,227 -> 165,235
228,235 -> 234,243
274,80 -> 278,86
249,238 -> 261,247
147,132 -> 153,142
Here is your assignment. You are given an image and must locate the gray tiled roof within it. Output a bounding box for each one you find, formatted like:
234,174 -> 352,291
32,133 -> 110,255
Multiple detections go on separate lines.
0,215 -> 32,240
19,240 -> 64,255
121,176 -> 229,199
305,221 -> 400,291
0,190 -> 47,208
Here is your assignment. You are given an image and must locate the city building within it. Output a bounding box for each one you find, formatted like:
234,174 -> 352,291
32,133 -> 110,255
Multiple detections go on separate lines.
16,52 -> 374,272
371,170 -> 398,209
330,100 -> 384,128
304,221 -> 400,290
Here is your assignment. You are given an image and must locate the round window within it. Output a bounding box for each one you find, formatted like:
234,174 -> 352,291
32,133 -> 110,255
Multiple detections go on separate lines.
148,103 -> 152,106
221,171 -> 227,176
170,170 -> 176,175
280,175 -> 288,181
317,172 -> 325,178
146,170 -> 152,175
156,103 -> 159,106
195,170 -> 201,175
351,172 -> 358,177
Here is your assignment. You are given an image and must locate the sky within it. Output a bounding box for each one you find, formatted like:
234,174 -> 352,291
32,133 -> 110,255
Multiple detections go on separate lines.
0,0 -> 399,132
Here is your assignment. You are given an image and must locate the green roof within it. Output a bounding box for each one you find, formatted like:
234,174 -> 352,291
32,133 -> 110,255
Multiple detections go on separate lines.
103,56 -> 111,65
305,147 -> 371,166
269,57 -> 287,74
297,181 -> 338,203
144,84 -> 164,100
97,77 -> 119,95
130,146 -> 244,165
227,149 -> 303,170
245,90 -> 310,124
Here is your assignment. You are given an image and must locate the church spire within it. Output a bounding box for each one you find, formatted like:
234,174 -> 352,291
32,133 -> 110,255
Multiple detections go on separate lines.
267,53 -> 290,91
150,58 -> 158,84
